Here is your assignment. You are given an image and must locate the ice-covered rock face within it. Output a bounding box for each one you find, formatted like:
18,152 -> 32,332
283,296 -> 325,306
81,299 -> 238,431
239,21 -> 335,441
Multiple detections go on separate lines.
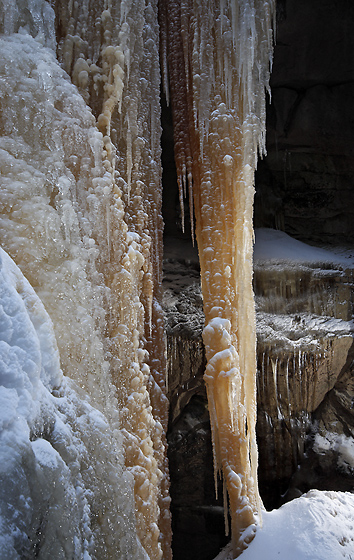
0,31 -> 110,407
0,248 -> 146,560
0,0 -> 56,49
0,0 -> 173,554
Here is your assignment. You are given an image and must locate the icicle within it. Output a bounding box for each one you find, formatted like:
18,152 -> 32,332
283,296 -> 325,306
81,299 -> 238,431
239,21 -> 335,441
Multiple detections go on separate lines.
161,0 -> 275,555
223,476 -> 230,537
158,0 -> 170,105
126,110 -> 133,201
271,357 -> 282,420
285,356 -> 291,417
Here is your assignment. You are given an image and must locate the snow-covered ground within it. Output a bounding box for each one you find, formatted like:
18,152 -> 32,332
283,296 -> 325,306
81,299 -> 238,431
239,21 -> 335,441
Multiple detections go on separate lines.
215,490 -> 354,559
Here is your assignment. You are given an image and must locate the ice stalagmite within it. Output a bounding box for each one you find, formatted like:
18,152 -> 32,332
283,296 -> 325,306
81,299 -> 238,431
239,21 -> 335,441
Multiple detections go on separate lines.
161,0 -> 275,555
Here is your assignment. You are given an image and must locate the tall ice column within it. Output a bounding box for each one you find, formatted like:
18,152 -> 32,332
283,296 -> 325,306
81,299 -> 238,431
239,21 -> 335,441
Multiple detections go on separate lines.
161,0 -> 275,554
54,0 -> 172,557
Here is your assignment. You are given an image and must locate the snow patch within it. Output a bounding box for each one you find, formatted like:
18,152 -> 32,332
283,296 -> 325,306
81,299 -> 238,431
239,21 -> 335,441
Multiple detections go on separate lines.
215,490 -> 354,559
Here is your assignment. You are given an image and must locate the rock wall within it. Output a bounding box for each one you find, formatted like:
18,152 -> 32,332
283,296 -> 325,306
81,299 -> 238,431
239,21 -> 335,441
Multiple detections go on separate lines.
255,254 -> 354,507
254,0 -> 354,244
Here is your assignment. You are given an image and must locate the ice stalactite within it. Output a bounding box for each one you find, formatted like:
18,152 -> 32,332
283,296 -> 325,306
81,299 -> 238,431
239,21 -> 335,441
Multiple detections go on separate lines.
161,0 -> 275,555
0,0 -> 171,558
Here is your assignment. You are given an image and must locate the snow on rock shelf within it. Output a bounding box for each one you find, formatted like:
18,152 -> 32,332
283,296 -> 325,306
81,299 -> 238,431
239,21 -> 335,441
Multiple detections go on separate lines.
254,228 -> 352,264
